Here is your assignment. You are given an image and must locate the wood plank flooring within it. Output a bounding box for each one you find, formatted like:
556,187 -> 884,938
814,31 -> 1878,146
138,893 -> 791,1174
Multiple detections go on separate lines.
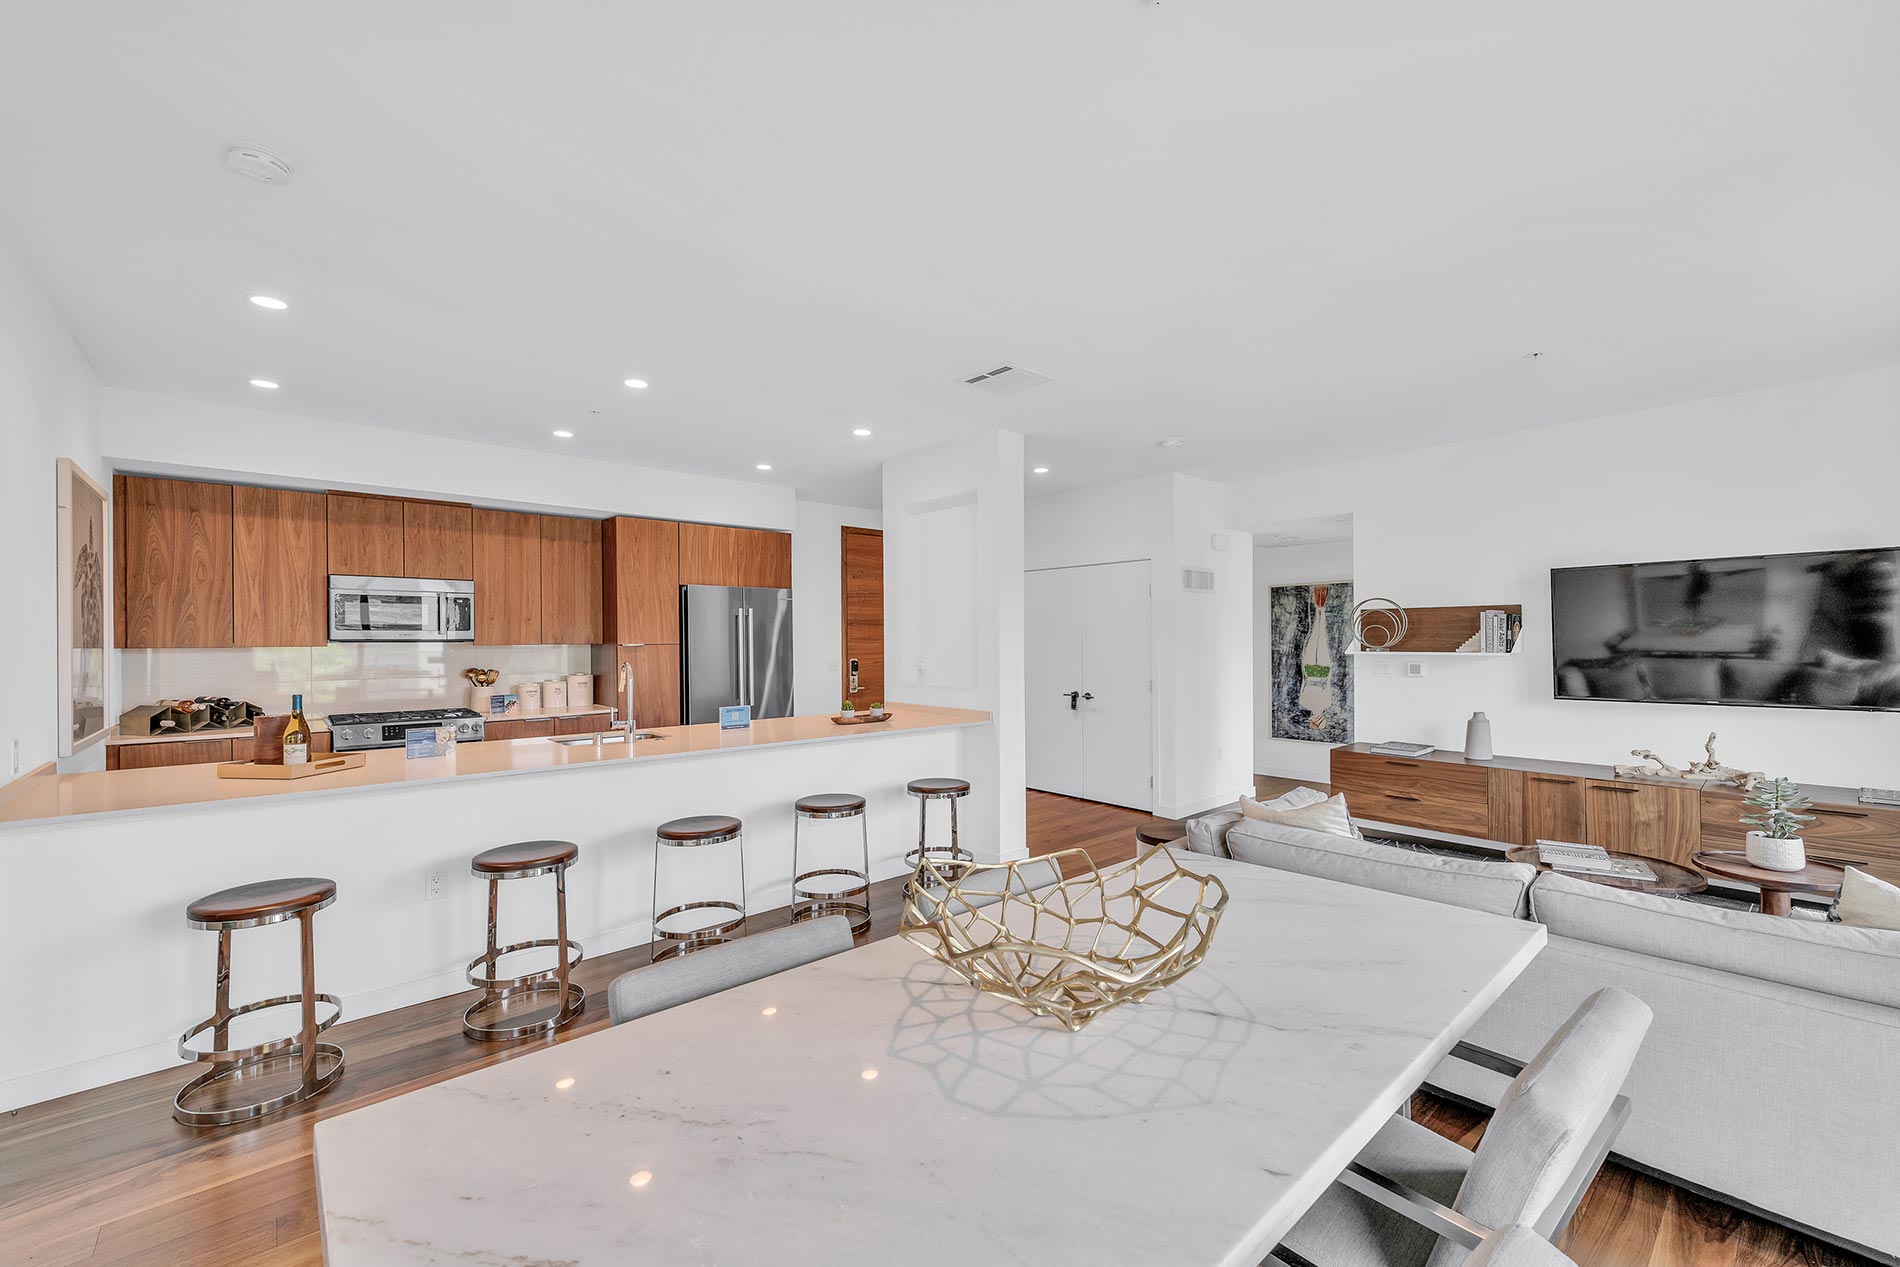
0,789 -> 1869,1267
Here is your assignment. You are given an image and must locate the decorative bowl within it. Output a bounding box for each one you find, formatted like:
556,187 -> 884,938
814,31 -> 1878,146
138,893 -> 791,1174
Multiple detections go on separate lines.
900,845 -> 1228,1031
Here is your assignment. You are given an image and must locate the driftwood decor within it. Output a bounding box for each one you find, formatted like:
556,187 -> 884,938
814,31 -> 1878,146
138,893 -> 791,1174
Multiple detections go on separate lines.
1613,733 -> 1761,790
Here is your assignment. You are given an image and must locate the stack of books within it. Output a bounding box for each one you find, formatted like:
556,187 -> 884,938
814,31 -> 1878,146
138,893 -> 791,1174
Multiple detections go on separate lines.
1368,740 -> 1436,757
1534,839 -> 1657,882
1477,609 -> 1523,654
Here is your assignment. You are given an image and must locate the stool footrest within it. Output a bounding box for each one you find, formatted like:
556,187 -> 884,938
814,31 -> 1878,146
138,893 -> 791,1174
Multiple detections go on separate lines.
465,938 -> 586,992
177,992 -> 343,1065
172,1041 -> 345,1127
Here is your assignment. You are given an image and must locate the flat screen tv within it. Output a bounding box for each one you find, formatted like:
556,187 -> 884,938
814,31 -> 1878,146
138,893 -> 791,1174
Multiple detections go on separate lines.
1551,547 -> 1900,712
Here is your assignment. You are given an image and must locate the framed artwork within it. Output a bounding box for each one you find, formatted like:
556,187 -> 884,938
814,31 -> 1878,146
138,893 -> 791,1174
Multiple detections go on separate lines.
1269,581 -> 1354,743
57,458 -> 109,756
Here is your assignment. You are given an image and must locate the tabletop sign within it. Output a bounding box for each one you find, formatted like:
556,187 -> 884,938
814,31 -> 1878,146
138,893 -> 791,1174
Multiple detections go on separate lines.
719,704 -> 752,730
405,726 -> 455,759
488,692 -> 519,717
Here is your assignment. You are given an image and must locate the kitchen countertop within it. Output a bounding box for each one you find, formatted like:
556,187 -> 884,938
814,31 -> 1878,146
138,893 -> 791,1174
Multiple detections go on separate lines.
0,705 -> 990,829
105,702 -> 614,746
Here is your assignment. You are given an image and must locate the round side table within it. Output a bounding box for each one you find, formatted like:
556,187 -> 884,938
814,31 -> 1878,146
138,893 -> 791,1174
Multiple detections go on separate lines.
1690,850 -> 1845,917
1505,847 -> 1707,897
1135,820 -> 1187,848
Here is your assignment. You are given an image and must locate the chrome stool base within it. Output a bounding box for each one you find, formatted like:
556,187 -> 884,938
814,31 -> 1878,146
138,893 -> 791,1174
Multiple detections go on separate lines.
792,867 -> 871,936
462,936 -> 588,1041
652,898 -> 746,961
172,1040 -> 345,1128
905,788 -> 973,892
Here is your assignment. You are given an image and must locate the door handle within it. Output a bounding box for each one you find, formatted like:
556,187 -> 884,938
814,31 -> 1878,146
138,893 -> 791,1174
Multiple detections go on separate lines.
1064,690 -> 1080,710
1082,692 -> 1095,702
848,657 -> 860,693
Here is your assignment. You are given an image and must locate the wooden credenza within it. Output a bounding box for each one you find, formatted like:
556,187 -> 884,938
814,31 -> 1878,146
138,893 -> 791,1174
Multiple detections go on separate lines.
1330,745 -> 1900,886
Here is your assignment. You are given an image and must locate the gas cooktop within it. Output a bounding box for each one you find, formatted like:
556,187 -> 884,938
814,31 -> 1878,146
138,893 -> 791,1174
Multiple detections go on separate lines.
328,707 -> 485,751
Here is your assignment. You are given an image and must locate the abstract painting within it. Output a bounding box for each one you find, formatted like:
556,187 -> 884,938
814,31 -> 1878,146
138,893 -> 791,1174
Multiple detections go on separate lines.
1269,581 -> 1354,743
58,458 -> 108,755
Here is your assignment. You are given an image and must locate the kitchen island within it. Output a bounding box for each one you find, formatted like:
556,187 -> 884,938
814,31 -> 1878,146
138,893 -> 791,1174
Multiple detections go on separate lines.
0,705 -> 990,1111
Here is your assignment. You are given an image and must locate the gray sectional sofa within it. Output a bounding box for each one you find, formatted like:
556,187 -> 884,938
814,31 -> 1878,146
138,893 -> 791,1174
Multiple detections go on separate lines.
1187,808 -> 1900,1264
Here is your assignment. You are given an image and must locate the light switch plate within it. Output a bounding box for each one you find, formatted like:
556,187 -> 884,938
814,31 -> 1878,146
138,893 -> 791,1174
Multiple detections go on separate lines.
1374,661 -> 1394,678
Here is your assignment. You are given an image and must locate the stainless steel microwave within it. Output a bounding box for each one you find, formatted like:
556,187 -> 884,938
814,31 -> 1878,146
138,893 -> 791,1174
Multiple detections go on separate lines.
328,575 -> 476,643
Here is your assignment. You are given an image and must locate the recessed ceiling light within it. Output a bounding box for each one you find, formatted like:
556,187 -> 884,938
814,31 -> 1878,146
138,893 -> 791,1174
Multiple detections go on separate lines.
249,379 -> 280,390
552,430 -> 574,438
554,1077 -> 575,1090
1032,466 -> 1049,475
623,378 -> 649,390
861,1068 -> 880,1081
628,1171 -> 653,1188
249,295 -> 288,311
852,428 -> 872,437
755,464 -> 773,471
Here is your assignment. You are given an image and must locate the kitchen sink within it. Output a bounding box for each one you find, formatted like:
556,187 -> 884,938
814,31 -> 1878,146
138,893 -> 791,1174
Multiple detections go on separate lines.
549,731 -> 665,746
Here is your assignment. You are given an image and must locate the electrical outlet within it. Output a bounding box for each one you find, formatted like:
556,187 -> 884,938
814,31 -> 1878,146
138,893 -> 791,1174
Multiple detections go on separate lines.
425,868 -> 447,902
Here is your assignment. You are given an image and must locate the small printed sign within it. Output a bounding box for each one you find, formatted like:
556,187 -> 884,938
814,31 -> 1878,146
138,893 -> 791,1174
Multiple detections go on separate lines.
719,704 -> 752,730
405,725 -> 455,759
488,692 -> 519,717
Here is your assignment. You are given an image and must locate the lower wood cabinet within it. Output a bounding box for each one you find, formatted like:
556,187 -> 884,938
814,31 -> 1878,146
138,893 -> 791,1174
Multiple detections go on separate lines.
1583,780 -> 1700,864
107,731 -> 332,770
555,713 -> 612,735
1329,749 -> 1490,837
483,718 -> 558,741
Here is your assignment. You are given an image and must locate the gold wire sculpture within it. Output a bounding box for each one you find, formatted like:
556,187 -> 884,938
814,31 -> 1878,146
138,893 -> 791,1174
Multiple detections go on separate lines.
899,845 -> 1229,1031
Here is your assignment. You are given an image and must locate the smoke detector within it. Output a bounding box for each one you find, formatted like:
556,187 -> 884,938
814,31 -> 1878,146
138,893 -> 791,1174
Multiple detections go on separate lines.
960,364 -> 1053,396
1158,437 -> 1184,450
224,144 -> 294,186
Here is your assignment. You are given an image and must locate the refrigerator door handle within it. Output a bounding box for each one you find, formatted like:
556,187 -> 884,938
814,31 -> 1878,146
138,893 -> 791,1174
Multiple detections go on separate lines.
744,608 -> 756,706
733,607 -> 746,705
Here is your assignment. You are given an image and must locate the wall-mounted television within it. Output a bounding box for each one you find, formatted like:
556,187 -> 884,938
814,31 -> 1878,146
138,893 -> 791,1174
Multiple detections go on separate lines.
1551,547 -> 1900,712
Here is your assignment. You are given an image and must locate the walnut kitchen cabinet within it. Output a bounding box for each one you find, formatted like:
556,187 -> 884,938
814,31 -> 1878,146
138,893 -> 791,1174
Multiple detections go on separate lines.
539,515 -> 602,644
115,475 -> 234,648
232,486 -> 328,647
602,516 -> 681,645
472,508 -> 543,645
483,718 -> 558,741
678,524 -> 791,590
403,500 -> 474,579
326,492 -> 405,577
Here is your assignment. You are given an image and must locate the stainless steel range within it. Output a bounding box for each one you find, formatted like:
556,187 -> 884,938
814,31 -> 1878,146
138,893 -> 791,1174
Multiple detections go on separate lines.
328,707 -> 485,752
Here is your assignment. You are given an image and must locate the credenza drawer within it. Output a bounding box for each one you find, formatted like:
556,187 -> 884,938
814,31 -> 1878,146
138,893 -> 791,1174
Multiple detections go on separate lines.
1331,750 -> 1491,837
1701,795 -> 1900,865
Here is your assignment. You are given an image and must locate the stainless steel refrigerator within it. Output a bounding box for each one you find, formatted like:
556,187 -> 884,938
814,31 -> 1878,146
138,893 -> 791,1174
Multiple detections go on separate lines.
680,585 -> 794,724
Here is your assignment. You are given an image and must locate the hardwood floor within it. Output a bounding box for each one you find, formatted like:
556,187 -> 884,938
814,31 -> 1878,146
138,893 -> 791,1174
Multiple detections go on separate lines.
0,789 -> 1868,1267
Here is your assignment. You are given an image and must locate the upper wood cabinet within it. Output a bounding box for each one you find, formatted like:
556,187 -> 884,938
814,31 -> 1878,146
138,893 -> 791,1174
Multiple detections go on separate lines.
602,516 -> 681,644
472,508 -> 542,645
115,475 -> 234,648
679,524 -> 792,590
232,486 -> 328,647
326,493 -> 405,577
539,515 -> 602,644
403,500 -> 473,579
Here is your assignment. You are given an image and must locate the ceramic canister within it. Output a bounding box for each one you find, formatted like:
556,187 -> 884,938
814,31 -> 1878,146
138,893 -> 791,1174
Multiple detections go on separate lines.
542,678 -> 568,710
566,673 -> 593,707
517,680 -> 543,711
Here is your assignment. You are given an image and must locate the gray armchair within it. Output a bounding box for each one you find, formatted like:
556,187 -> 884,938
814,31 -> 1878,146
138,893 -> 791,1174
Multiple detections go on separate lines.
1272,987 -> 1652,1267
607,915 -> 854,1025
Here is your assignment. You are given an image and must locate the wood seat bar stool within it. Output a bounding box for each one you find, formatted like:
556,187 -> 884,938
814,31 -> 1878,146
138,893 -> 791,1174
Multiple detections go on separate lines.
792,793 -> 872,937
462,841 -> 586,1041
652,815 -> 747,962
905,778 -> 974,888
174,877 -> 344,1127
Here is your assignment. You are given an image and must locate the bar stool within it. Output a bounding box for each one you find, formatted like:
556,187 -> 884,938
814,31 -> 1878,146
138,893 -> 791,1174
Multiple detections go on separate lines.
791,793 -> 872,936
174,877 -> 344,1127
463,841 -> 586,1041
905,777 -> 974,887
652,815 -> 747,962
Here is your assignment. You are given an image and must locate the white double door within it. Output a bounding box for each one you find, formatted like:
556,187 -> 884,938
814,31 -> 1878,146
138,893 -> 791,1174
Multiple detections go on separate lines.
1025,560 -> 1154,811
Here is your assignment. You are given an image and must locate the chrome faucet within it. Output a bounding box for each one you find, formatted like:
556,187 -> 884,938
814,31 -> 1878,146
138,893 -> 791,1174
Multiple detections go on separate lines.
617,652 -> 640,740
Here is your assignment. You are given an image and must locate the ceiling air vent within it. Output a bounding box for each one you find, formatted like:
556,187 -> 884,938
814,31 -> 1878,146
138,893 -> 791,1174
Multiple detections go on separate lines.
1181,567 -> 1215,593
960,364 -> 1053,396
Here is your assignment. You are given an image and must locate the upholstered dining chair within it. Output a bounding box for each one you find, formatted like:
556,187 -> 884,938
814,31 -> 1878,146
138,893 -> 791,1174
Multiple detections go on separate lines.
607,914 -> 854,1025
1270,987 -> 1652,1267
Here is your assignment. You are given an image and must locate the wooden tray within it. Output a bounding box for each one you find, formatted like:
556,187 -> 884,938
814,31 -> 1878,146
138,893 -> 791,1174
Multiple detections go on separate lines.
830,712 -> 894,726
217,753 -> 365,780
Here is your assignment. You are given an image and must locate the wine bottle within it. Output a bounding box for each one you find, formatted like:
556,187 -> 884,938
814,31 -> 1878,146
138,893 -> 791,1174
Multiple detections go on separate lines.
282,693 -> 311,766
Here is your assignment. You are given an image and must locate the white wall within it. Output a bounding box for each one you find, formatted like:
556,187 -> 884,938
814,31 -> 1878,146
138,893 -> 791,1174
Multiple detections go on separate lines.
99,388 -> 797,530
884,431 -> 1026,859
791,500 -> 882,714
1025,473 -> 1254,818
0,236 -> 104,779
1226,364 -> 1900,788
1253,539 -> 1355,782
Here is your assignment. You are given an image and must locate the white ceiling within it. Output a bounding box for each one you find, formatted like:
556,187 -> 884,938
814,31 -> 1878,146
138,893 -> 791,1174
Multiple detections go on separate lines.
1,2 -> 1896,507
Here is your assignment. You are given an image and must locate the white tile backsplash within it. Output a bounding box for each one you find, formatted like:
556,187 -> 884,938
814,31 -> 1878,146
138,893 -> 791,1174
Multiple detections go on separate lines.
117,645 -> 595,718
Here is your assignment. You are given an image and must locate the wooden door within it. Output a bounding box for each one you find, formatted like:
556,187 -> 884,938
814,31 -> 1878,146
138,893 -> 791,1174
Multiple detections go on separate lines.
1524,774 -> 1589,845
472,509 -> 543,645
326,493 -> 405,576
539,515 -> 603,644
403,501 -> 473,579
115,476 -> 234,648
1585,781 -> 1700,864
679,524 -> 792,589
602,517 -> 681,644
232,486 -> 327,647
840,526 -> 883,709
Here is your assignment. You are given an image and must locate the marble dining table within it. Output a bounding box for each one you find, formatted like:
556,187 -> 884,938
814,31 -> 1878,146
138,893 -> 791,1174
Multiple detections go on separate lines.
314,856 -> 1545,1267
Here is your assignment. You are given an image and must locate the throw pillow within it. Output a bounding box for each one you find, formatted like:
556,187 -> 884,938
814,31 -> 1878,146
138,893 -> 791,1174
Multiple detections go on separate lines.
1835,866 -> 1900,932
1240,791 -> 1357,839
1239,785 -> 1327,816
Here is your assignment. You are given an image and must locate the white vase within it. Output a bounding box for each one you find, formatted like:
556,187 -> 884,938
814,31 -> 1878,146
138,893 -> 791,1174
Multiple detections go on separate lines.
1464,711 -> 1493,761
1745,830 -> 1806,872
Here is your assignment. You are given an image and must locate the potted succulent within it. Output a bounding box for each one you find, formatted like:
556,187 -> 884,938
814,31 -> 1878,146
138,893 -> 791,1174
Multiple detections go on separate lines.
1741,776 -> 1815,872
839,698 -> 855,719
867,700 -> 886,720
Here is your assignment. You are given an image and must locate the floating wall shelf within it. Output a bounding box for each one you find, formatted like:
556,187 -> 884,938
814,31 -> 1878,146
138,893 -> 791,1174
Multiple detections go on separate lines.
1349,603 -> 1524,656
